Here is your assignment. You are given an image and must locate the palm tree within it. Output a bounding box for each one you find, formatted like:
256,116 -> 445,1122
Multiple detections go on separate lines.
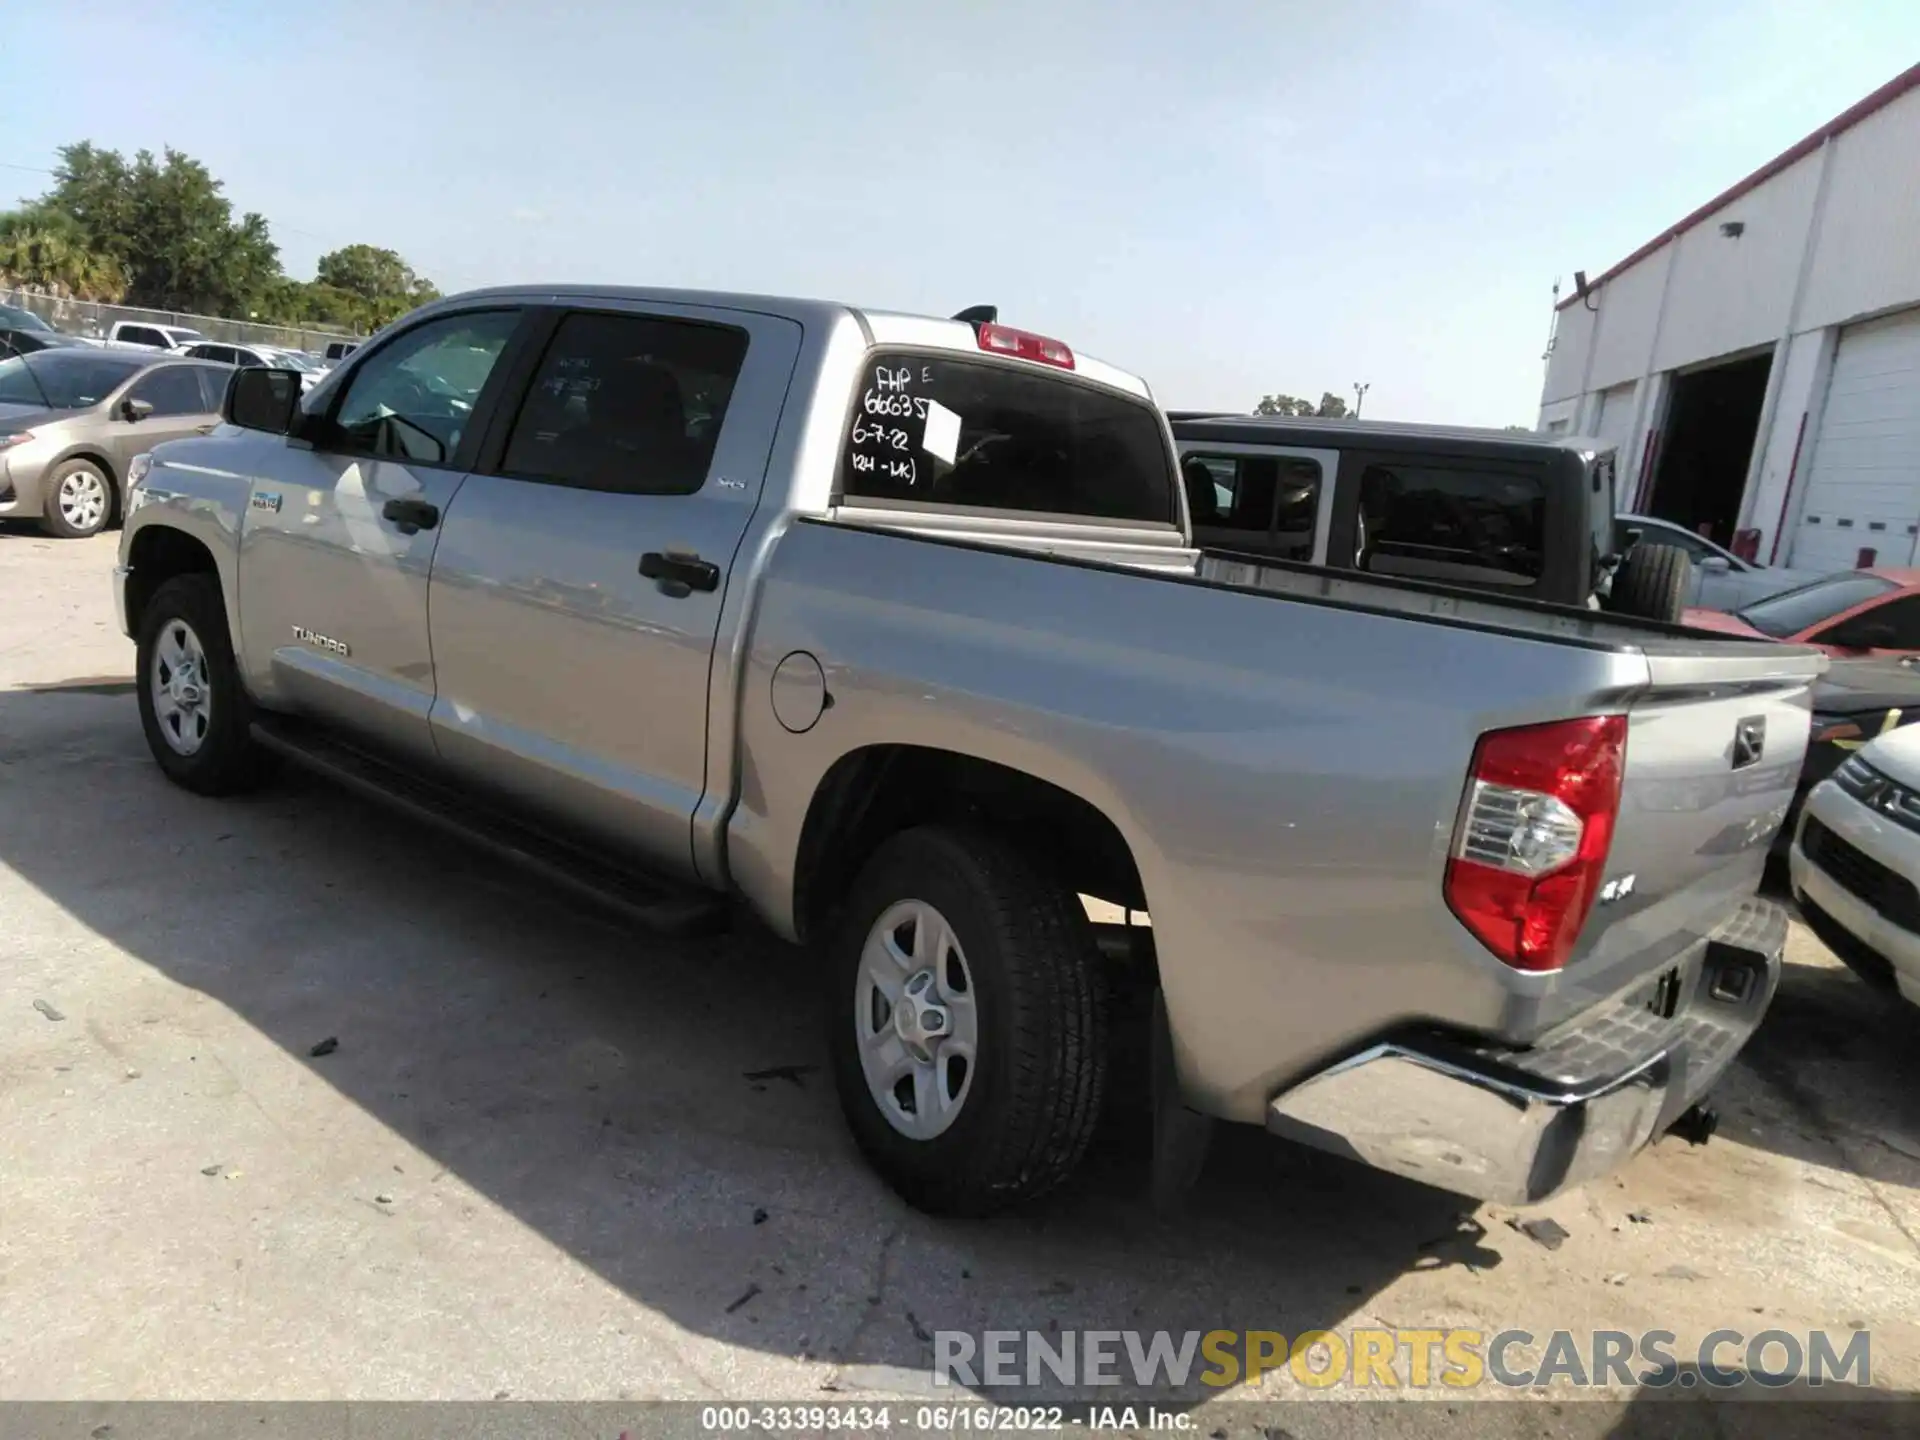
0,207 -> 127,302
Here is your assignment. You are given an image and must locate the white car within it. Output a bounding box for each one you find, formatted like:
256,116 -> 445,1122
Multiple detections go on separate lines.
1790,723 -> 1920,1008
106,321 -> 210,354
1617,514 -> 1825,613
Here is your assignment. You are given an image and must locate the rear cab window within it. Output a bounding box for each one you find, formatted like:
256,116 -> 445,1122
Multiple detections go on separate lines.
836,351 -> 1176,526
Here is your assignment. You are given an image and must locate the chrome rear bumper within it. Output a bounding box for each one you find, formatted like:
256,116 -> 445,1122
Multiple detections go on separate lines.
1266,898 -> 1785,1204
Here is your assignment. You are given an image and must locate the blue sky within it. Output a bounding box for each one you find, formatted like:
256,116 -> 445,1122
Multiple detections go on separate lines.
4,1 -> 1916,424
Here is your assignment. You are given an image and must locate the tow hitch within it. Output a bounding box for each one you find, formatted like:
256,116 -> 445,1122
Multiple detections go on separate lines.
1668,1103 -> 1719,1146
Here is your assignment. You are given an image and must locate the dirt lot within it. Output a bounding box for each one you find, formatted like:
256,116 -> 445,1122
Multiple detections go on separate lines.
2,527 -> 1918,1428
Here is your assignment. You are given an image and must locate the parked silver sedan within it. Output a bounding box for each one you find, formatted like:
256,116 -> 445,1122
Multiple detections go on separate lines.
1618,513 -> 1826,613
0,348 -> 230,538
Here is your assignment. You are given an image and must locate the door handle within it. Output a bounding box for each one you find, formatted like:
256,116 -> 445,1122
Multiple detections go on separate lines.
640,550 -> 720,595
195,423 -> 217,435
382,497 -> 440,535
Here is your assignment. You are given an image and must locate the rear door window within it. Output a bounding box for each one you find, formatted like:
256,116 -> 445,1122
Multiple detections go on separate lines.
1354,462 -> 1545,588
838,352 -> 1175,525
497,310 -> 750,495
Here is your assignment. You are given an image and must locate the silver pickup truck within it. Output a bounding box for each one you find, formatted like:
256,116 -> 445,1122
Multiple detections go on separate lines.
115,287 -> 1820,1216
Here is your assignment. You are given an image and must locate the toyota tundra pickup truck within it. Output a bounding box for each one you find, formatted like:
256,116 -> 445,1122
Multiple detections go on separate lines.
115,286 -> 1820,1216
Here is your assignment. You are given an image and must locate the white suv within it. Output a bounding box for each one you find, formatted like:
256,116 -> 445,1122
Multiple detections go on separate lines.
1790,723 -> 1920,1008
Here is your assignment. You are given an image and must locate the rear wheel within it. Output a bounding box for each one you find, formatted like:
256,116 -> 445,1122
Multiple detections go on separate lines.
1606,541 -> 1691,623
826,826 -> 1109,1215
135,574 -> 274,795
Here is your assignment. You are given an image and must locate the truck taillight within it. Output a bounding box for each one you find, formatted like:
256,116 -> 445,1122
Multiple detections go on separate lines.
1445,715 -> 1627,973
976,322 -> 1074,370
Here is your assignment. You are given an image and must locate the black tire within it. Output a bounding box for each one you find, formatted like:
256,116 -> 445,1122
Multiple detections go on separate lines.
1606,541 -> 1691,623
135,574 -> 274,795
826,825 -> 1109,1215
39,458 -> 115,539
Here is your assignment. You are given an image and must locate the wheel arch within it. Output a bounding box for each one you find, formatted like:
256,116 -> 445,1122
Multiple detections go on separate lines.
790,743 -> 1150,951
124,525 -> 222,639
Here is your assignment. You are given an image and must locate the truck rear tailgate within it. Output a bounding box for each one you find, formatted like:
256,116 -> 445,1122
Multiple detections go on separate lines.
1543,644 -> 1823,1031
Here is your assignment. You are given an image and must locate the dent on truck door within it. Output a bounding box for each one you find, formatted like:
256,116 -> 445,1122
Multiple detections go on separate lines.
234,308 -> 524,764
424,304 -> 802,880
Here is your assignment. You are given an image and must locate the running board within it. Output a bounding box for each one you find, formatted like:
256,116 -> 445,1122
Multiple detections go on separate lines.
249,717 -> 727,937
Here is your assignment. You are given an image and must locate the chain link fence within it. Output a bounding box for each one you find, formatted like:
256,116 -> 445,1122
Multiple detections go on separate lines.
0,287 -> 363,354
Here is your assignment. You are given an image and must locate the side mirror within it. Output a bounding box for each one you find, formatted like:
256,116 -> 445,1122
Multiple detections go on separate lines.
225,366 -> 302,434
120,397 -> 154,423
1698,555 -> 1732,573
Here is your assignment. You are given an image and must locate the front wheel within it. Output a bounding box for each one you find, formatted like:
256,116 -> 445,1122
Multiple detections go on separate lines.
40,459 -> 114,539
826,826 -> 1109,1215
135,574 -> 274,795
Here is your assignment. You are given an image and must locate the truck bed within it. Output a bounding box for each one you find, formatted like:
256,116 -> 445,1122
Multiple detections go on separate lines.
1196,546 -> 1809,675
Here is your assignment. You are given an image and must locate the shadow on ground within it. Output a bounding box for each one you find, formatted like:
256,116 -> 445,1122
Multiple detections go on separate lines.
1712,947 -> 1920,1195
0,685 -> 1508,1403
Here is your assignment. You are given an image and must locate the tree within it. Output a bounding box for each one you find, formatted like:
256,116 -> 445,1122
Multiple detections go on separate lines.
0,205 -> 127,300
38,142 -> 280,315
14,140 -> 439,333
1255,391 -> 1350,418
315,244 -> 441,329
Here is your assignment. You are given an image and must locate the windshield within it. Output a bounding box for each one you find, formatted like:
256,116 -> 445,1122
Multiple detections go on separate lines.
0,349 -> 144,409
0,304 -> 54,332
1736,572 -> 1898,637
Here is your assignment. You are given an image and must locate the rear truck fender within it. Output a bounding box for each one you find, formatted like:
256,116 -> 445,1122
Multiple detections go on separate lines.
778,743 -> 1154,952
116,439 -> 252,653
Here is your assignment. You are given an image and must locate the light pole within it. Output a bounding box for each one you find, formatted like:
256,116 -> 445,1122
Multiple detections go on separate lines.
1353,382 -> 1370,418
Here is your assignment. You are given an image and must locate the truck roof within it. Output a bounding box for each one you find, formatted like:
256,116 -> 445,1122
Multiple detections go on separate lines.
1171,413 -> 1611,457
439,285 -> 1153,401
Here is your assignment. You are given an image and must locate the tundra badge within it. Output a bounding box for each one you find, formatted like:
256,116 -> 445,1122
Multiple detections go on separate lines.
292,625 -> 350,657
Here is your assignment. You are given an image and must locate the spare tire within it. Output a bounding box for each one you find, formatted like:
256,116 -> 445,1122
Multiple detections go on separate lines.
1605,541 -> 1692,623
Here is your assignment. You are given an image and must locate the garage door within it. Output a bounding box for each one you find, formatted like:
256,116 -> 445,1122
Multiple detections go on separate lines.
1593,382 -> 1638,455
1791,306 -> 1920,570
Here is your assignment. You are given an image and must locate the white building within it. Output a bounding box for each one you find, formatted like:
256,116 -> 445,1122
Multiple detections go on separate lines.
1539,62 -> 1920,571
